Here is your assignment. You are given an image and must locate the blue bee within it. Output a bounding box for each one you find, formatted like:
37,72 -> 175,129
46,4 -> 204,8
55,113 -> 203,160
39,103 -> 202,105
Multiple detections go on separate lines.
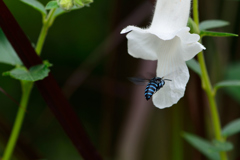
129,77 -> 172,101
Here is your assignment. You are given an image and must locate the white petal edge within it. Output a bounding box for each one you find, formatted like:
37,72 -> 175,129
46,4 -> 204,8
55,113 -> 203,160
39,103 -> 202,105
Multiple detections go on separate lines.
147,27 -> 191,41
120,25 -> 146,34
121,26 -> 205,63
175,27 -> 206,61
123,26 -> 159,60
181,42 -> 206,61
153,62 -> 189,109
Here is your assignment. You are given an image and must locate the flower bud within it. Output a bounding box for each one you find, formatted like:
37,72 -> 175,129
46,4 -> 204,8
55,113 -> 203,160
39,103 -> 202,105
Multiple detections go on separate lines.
82,0 -> 93,5
74,0 -> 84,7
58,0 -> 74,10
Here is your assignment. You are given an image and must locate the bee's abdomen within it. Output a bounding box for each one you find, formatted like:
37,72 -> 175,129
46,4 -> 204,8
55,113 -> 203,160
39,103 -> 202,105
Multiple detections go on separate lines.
145,83 -> 158,100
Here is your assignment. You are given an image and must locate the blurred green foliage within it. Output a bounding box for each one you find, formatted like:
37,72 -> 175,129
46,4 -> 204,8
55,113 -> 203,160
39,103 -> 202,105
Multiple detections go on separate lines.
0,0 -> 112,159
224,63 -> 240,104
0,0 -> 240,159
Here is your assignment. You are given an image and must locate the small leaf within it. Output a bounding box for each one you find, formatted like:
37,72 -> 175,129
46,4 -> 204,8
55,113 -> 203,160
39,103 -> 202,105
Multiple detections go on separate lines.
222,119 -> 240,137
215,81 -> 240,89
186,59 -> 201,76
20,0 -> 47,16
182,132 -> 220,160
45,1 -> 59,10
0,28 -> 22,66
199,20 -> 229,30
200,30 -> 238,38
3,64 -> 50,82
214,80 -> 240,94
212,140 -> 233,151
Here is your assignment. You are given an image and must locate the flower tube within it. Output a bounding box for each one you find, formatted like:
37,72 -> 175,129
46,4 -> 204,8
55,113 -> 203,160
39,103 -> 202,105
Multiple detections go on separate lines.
121,0 -> 205,109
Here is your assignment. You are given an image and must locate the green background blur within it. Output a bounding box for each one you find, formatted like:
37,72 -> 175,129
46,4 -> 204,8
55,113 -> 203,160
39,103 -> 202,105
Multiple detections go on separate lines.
0,0 -> 240,159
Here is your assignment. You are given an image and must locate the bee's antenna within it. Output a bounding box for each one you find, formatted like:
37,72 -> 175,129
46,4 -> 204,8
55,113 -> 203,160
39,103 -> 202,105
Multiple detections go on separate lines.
163,79 -> 172,81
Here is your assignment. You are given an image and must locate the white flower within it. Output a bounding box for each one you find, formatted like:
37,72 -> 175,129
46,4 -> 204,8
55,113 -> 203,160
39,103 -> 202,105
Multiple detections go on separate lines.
121,0 -> 205,109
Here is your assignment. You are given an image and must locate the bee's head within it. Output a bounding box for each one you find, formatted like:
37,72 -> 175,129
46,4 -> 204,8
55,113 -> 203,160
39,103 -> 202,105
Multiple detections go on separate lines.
155,77 -> 162,83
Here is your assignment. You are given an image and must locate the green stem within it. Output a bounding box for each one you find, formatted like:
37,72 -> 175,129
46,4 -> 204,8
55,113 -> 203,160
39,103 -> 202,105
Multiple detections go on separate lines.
2,82 -> 33,160
2,9 -> 56,160
35,9 -> 56,55
192,0 -> 199,27
192,0 -> 228,160
198,52 -> 222,140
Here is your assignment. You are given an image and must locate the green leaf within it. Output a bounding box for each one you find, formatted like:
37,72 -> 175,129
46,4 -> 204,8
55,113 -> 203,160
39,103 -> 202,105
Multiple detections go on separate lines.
199,20 -> 229,30
0,28 -> 22,66
3,64 -> 50,82
182,132 -> 220,160
212,140 -> 233,151
186,59 -> 201,76
20,0 -> 47,16
45,1 -> 59,10
215,81 -> 240,89
214,80 -> 240,95
200,30 -> 238,38
222,118 -> 240,137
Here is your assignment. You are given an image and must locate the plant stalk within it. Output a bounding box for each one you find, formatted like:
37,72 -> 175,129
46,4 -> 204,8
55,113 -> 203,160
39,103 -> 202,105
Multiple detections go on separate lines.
35,9 -> 56,55
192,0 -> 228,160
2,8 -> 56,160
2,82 -> 33,160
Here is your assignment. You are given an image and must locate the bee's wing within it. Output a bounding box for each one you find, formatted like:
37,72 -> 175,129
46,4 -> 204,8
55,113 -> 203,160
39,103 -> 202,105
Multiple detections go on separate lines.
128,77 -> 150,85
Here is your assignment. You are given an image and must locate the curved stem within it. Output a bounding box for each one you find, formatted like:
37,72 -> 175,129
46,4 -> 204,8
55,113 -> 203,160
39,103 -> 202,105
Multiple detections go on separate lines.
192,0 -> 228,160
197,52 -> 222,140
2,9 -> 56,160
2,82 -> 33,160
35,8 -> 56,55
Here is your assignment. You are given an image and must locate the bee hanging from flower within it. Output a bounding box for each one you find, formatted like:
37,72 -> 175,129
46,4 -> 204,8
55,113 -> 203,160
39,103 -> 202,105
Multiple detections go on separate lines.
129,77 -> 172,101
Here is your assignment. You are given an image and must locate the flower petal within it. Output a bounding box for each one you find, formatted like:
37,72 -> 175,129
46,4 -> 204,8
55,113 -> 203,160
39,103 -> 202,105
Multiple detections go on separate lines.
175,27 -> 199,43
181,42 -> 206,61
121,0 -> 205,109
124,27 -> 159,60
148,27 -> 189,41
175,28 -> 206,61
151,37 -> 189,109
149,0 -> 191,33
120,25 -> 145,34
153,63 -> 189,109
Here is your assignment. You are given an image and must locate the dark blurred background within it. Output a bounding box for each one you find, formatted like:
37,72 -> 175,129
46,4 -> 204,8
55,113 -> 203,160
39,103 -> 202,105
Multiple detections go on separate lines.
0,0 -> 239,159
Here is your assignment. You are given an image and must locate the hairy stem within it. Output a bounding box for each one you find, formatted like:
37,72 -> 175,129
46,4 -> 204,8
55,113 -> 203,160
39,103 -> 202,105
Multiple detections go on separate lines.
192,0 -> 228,160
